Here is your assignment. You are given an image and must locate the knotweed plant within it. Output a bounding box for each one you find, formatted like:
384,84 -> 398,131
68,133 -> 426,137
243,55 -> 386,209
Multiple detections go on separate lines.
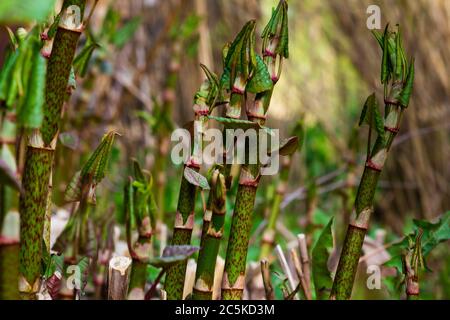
221,0 -> 292,300
125,160 -> 157,300
331,24 -> 414,300
17,0 -> 87,299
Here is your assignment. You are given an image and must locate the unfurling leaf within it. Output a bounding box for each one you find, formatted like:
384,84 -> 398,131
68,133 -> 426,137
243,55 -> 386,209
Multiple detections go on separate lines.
398,59 -> 415,107
80,131 -> 118,185
223,20 -> 257,89
17,43 -> 46,128
312,217 -> 334,300
261,0 -> 289,58
359,93 -> 385,145
184,167 -> 210,190
386,211 -> 450,274
73,42 -> 100,77
246,55 -> 273,94
0,51 -> 18,103
148,245 -> 200,269
64,131 -> 119,202
380,25 -> 390,84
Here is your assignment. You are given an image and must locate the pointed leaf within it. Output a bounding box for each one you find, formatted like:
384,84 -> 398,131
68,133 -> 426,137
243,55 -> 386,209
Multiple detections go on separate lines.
73,42 -> 100,77
208,115 -> 261,130
312,217 -> 334,300
381,25 -> 390,84
359,93 -> 385,145
17,44 -> 46,128
386,212 -> 450,274
148,245 -> 199,269
398,59 -> 415,107
246,55 -> 273,94
184,167 -> 210,190
80,131 -> 118,185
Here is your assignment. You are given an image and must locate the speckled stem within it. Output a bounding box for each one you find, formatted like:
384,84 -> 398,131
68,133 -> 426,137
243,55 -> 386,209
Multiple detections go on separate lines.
19,147 -> 53,299
193,173 -> 226,300
0,240 -> 20,300
331,103 -> 403,300
222,165 -> 259,300
18,0 -> 86,299
164,171 -> 198,300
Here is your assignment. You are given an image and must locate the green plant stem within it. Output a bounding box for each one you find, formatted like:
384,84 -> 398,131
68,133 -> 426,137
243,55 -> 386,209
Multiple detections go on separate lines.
192,172 -> 226,300
260,157 -> 290,259
331,104 -> 403,300
222,163 -> 260,300
18,0 -> 86,299
164,169 -> 198,300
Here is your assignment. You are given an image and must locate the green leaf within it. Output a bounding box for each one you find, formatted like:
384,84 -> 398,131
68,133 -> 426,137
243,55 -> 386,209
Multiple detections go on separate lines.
0,51 -> 18,102
261,0 -> 289,58
386,212 -> 450,273
112,17 -> 141,48
359,93 -> 385,145
73,42 -> 100,77
17,44 -> 46,128
395,28 -> 403,79
0,0 -> 56,23
246,55 -> 273,94
6,27 -> 18,49
381,25 -> 390,84
413,211 -> 450,257
184,167 -> 210,190
148,245 -> 199,269
80,131 -> 119,185
398,58 -> 415,107
312,217 -> 334,300
132,159 -> 146,184
65,131 -> 119,202
44,254 -> 64,279
208,115 -> 261,130
223,20 -> 256,89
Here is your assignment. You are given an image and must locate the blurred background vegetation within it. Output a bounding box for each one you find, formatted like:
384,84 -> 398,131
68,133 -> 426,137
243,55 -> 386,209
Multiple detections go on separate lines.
0,0 -> 448,299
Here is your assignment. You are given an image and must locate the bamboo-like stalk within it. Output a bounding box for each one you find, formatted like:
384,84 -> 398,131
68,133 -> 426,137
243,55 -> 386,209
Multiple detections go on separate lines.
18,0 -> 86,300
164,77 -> 213,300
192,170 -> 226,300
108,256 -> 132,300
260,156 -> 291,259
330,25 -> 414,299
222,1 -> 289,300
